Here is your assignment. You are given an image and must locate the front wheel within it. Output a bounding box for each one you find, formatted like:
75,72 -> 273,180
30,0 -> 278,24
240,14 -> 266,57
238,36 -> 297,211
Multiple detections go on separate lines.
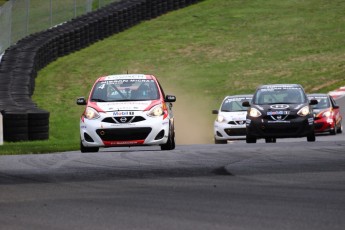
265,137 -> 276,143
337,125 -> 342,134
307,133 -> 316,142
214,138 -> 227,144
80,141 -> 99,153
246,134 -> 256,143
161,128 -> 175,150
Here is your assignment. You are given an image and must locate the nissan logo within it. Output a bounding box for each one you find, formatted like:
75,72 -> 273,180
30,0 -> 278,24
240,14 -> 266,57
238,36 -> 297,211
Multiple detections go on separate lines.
120,117 -> 127,123
270,104 -> 289,109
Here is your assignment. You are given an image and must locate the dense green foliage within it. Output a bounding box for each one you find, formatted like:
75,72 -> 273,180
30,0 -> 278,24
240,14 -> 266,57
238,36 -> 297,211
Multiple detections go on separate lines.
1,0 -> 345,154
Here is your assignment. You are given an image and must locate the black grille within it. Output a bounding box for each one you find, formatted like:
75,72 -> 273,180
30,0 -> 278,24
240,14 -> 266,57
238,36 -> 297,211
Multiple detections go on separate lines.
228,120 -> 246,125
84,133 -> 94,142
154,130 -> 165,140
102,116 -> 146,124
314,123 -> 323,129
224,128 -> 246,136
261,126 -> 299,135
263,114 -> 297,121
114,116 -> 133,123
132,116 -> 146,122
96,127 -> 152,141
102,117 -> 115,123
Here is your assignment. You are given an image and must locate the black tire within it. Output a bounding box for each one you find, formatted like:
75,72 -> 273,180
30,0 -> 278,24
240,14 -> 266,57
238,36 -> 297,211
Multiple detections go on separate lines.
214,138 -> 227,144
246,134 -> 256,143
80,141 -> 99,153
29,119 -> 49,126
29,125 -> 49,133
265,137 -> 276,143
4,133 -> 29,142
161,126 -> 175,150
3,111 -> 29,142
337,125 -> 342,134
29,132 -> 49,140
27,109 -> 50,141
307,132 -> 316,142
27,109 -> 50,119
3,119 -> 27,128
330,128 -> 336,135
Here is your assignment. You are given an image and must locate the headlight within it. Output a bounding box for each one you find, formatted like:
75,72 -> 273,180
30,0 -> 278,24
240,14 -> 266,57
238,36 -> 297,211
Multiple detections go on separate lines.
84,107 -> 100,120
217,115 -> 225,122
297,106 -> 310,116
148,104 -> 164,117
249,108 -> 262,117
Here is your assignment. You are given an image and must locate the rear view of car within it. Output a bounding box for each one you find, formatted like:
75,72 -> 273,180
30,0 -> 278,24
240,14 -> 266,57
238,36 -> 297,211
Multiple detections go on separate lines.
77,74 -> 176,152
308,93 -> 342,135
212,95 -> 252,144
243,84 -> 317,143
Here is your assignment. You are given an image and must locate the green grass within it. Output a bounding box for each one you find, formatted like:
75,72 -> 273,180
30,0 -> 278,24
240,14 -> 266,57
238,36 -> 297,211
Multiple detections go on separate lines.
1,0 -> 345,154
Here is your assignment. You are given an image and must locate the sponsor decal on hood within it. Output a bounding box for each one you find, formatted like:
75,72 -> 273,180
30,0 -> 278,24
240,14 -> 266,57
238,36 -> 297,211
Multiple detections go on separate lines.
270,104 -> 289,109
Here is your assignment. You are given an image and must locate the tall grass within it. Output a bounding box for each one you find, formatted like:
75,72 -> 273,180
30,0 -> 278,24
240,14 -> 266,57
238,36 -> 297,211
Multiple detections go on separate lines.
1,0 -> 345,154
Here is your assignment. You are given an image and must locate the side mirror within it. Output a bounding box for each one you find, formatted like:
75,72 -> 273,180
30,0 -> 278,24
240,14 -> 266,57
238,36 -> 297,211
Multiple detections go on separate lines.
242,101 -> 250,107
165,95 -> 176,102
76,97 -> 87,105
309,99 -> 318,105
212,110 -> 219,115
333,105 -> 339,109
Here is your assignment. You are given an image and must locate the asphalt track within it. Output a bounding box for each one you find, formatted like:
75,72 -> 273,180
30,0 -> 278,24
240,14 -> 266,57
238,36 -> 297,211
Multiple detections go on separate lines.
0,96 -> 344,230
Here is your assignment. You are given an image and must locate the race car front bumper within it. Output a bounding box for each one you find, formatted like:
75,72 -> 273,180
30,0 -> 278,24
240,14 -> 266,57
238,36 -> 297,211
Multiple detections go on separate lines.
246,116 -> 314,138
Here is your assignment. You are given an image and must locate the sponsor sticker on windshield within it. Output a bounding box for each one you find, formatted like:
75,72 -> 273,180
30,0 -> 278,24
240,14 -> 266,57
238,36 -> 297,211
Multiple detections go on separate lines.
225,97 -> 252,103
105,75 -> 146,80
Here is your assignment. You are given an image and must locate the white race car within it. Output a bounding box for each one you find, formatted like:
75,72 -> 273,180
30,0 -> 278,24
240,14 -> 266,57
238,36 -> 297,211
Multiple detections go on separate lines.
77,74 -> 176,152
212,95 -> 252,144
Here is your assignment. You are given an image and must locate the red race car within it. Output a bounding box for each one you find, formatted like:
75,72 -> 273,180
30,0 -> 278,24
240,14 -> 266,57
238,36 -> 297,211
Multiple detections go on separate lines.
308,93 -> 343,135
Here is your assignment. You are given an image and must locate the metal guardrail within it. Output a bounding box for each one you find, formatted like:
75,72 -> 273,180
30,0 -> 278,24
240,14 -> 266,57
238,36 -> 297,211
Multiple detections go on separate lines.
0,0 -> 119,55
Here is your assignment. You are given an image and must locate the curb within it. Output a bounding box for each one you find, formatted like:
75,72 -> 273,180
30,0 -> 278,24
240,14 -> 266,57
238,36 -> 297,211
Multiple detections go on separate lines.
329,87 -> 345,99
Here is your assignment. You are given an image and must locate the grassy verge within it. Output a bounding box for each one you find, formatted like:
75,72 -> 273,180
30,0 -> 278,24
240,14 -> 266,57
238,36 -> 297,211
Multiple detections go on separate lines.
1,0 -> 345,154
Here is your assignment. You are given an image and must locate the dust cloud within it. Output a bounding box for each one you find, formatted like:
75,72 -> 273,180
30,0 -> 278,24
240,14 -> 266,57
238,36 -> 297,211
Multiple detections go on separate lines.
170,92 -> 215,145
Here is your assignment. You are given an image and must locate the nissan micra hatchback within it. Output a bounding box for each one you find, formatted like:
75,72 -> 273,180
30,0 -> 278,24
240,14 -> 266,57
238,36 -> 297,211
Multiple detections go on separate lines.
242,84 -> 317,143
308,93 -> 342,135
212,95 -> 253,143
77,74 -> 176,152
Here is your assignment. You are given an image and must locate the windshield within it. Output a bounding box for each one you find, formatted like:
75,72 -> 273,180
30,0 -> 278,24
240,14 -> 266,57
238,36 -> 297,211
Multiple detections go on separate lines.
309,96 -> 330,109
90,79 -> 160,102
221,97 -> 252,112
253,87 -> 307,104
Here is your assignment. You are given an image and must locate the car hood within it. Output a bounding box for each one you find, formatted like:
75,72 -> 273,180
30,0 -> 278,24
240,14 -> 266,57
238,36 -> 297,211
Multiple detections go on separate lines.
220,111 -> 247,120
95,101 -> 154,111
312,108 -> 330,115
312,109 -> 321,114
